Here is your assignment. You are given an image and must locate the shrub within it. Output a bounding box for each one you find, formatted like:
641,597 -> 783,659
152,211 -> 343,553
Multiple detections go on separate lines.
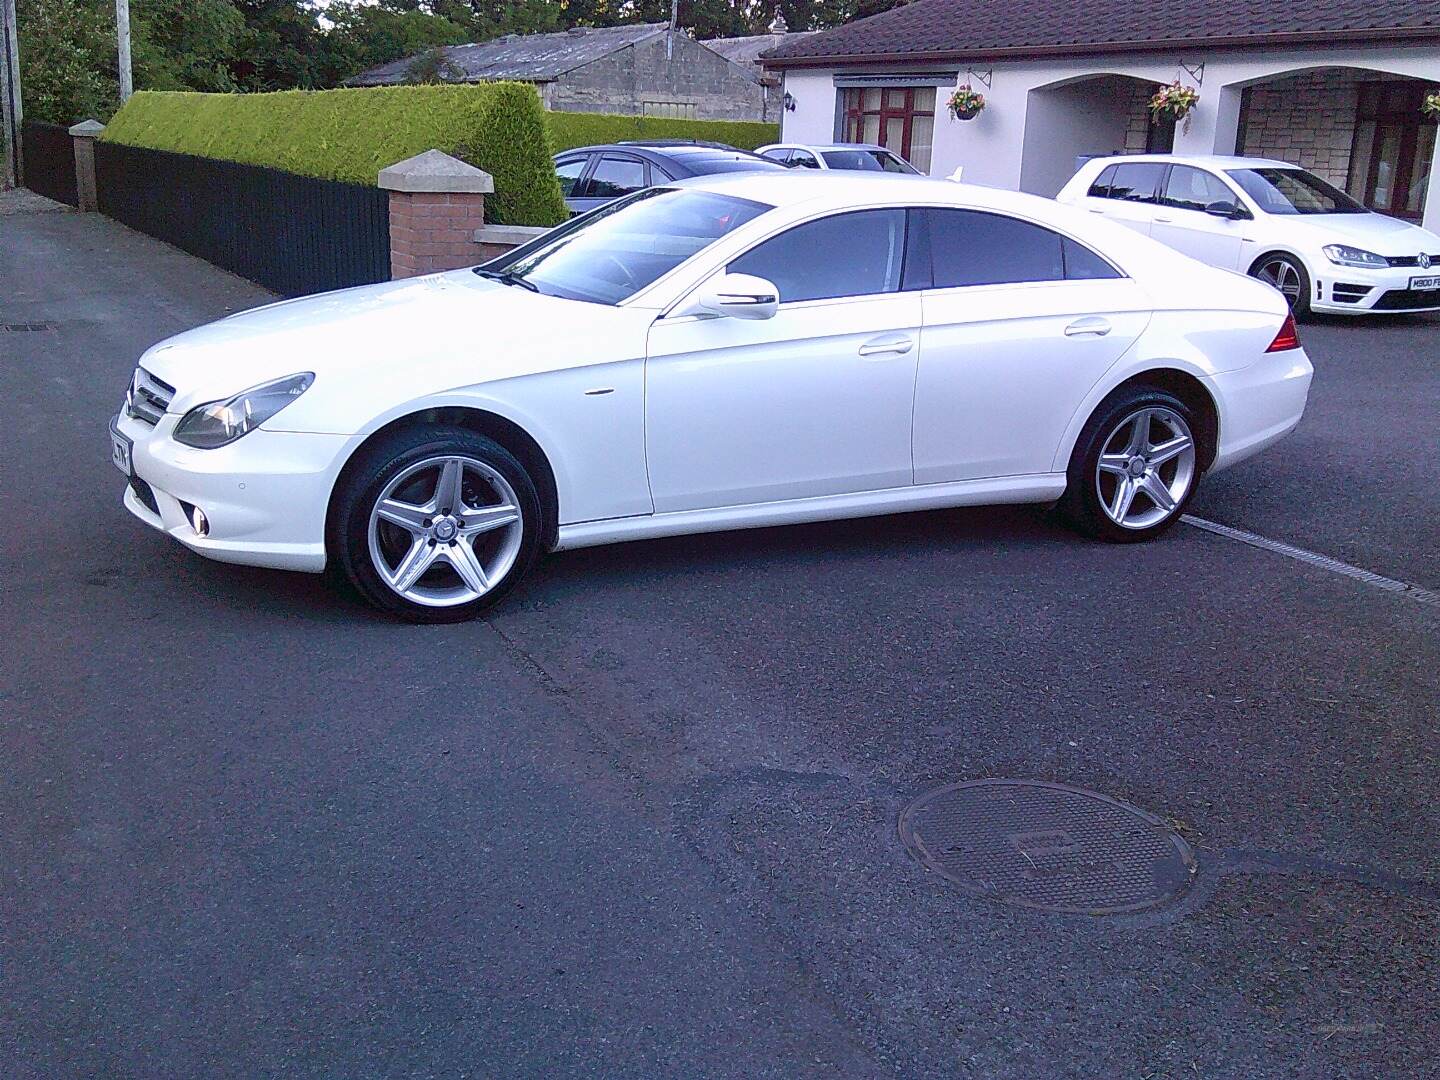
101,83 -> 567,226
545,112 -> 779,153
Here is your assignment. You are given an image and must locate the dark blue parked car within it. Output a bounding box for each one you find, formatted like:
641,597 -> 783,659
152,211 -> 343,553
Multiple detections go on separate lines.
553,141 -> 787,215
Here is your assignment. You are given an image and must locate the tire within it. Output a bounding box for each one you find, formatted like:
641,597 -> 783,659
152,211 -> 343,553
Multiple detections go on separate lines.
1250,252 -> 1312,319
331,426 -> 543,622
1060,387 -> 1200,543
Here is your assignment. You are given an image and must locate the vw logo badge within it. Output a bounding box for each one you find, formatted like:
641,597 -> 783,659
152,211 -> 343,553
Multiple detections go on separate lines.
1421,253 -> 1432,269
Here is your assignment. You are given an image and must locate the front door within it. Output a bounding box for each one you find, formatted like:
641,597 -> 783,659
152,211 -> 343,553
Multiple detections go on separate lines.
906,208 -> 1150,482
1149,164 -> 1248,270
645,209 -> 920,513
1348,81 -> 1437,222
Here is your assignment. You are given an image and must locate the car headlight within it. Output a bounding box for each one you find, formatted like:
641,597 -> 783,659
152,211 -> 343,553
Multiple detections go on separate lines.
173,373 -> 314,449
1322,244 -> 1388,268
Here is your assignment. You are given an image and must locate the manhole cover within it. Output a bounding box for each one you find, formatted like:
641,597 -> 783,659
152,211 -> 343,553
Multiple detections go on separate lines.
899,780 -> 1194,914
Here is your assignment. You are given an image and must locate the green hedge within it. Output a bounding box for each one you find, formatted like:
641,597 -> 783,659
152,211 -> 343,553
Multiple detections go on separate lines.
102,84 -> 567,227
545,112 -> 779,153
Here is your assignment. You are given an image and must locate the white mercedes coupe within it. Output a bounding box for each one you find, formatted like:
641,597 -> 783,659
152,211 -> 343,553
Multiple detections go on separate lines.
111,172 -> 1313,621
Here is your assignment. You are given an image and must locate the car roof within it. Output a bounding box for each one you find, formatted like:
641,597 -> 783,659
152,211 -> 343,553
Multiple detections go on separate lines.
557,143 -> 782,175
1087,153 -> 1296,171
763,142 -> 892,153
666,169 -> 1053,213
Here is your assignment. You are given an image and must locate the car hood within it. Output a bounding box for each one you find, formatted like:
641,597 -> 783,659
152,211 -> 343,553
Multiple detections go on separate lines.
136,271 -> 652,420
1284,212 -> 1440,254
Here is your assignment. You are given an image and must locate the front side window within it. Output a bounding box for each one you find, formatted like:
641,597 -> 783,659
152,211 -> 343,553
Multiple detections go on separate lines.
840,86 -> 935,172
588,155 -> 648,200
728,209 -> 906,304
493,188 -> 771,305
1227,167 -> 1368,215
1162,166 -> 1240,212
908,208 -> 1119,289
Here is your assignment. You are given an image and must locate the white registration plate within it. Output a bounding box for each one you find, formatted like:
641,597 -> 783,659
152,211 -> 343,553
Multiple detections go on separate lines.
1409,275 -> 1440,290
110,421 -> 133,476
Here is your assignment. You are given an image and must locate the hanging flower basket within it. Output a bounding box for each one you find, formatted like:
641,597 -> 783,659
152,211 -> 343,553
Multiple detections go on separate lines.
948,85 -> 986,121
1149,80 -> 1199,122
1423,90 -> 1440,121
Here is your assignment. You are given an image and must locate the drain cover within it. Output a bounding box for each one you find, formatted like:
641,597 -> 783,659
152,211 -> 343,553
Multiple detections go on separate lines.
899,780 -> 1194,914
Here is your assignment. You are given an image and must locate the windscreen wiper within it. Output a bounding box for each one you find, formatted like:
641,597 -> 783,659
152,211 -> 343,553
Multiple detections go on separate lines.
474,268 -> 539,293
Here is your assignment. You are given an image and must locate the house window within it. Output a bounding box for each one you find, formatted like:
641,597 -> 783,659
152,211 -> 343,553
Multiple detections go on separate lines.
643,100 -> 698,120
840,86 -> 935,172
1347,81 -> 1436,220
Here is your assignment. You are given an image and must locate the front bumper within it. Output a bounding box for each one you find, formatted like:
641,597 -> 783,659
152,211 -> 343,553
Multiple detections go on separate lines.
113,410 -> 351,573
1311,262 -> 1440,314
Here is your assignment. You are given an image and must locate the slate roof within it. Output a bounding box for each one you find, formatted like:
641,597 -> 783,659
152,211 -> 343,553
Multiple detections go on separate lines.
701,31 -> 819,84
348,23 -> 669,87
764,0 -> 1440,66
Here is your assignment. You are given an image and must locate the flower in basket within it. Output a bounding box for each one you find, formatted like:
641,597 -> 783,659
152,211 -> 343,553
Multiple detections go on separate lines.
1423,90 -> 1440,120
1150,80 -> 1199,121
948,84 -> 986,120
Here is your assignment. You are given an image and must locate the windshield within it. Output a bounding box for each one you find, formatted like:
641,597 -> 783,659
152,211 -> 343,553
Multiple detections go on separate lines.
1226,167 -> 1368,215
484,188 -> 771,305
821,149 -> 918,174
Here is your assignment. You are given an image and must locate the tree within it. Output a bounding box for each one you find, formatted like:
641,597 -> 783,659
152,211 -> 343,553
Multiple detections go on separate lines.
15,0 -> 117,124
228,0 -> 324,91
316,1 -> 470,87
132,0 -> 245,92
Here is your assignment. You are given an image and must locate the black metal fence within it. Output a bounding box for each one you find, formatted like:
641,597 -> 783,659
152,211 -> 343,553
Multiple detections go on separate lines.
21,122 -> 79,206
95,142 -> 390,297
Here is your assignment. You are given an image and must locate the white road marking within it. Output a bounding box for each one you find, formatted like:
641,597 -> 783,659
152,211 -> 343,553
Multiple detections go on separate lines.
1181,515 -> 1440,607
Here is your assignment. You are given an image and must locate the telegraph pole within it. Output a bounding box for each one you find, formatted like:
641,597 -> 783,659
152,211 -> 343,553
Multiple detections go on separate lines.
116,0 -> 132,102
0,0 -> 21,188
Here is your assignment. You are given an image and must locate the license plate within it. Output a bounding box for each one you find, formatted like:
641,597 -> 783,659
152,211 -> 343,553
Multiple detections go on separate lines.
1410,275 -> 1440,290
110,421 -> 133,476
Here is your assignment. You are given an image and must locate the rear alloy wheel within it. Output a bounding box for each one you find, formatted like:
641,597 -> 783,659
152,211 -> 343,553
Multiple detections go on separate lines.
1252,253 -> 1311,318
1062,389 -> 1199,542
334,427 -> 541,621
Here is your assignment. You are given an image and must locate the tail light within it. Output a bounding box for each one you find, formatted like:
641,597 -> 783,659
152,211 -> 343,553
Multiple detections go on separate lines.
1266,312 -> 1301,352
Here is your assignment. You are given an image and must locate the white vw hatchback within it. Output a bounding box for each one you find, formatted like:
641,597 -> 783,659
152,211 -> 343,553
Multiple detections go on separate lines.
111,173 -> 1312,621
1058,154 -> 1440,316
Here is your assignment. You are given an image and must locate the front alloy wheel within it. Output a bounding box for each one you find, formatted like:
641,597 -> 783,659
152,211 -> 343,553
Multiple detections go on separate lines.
1252,253 -> 1311,317
333,427 -> 542,621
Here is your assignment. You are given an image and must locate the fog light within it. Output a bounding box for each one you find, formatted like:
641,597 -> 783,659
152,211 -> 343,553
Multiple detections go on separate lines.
189,505 -> 209,537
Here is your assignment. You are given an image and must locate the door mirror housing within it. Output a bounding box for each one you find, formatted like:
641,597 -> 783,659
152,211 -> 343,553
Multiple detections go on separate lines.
696,272 -> 779,320
1205,200 -> 1250,220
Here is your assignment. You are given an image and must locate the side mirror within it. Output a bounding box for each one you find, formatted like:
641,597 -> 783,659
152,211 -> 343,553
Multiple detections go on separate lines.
696,272 -> 779,320
1206,200 -> 1249,220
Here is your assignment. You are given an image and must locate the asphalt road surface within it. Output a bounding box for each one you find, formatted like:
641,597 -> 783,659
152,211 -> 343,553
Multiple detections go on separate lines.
4,198 -> 1438,1079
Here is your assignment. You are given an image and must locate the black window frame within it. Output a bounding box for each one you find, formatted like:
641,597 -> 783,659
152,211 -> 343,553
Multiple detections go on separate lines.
901,207 -> 1123,291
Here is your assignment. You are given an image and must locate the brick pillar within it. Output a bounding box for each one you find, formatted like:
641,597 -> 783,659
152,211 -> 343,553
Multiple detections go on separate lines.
378,149 -> 494,280
68,119 -> 105,212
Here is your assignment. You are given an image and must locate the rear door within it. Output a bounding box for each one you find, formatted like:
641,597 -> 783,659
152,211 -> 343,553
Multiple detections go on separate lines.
910,207 -> 1152,482
1149,164 -> 1248,270
1079,160 -> 1167,236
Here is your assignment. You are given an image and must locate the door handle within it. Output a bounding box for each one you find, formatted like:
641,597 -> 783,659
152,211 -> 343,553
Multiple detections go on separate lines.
1064,317 -> 1112,338
1154,216 -> 1173,223
858,335 -> 914,358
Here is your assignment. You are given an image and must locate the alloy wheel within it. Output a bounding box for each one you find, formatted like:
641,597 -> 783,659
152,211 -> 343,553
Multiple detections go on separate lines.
366,455 -> 524,607
1093,407 -> 1196,530
1256,257 -> 1303,306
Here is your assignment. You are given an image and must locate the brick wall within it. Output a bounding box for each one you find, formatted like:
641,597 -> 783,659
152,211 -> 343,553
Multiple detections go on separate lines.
387,191 -> 488,278
1239,71 -> 1362,188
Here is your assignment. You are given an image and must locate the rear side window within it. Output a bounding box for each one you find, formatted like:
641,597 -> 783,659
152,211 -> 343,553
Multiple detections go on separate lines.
790,149 -> 821,169
589,156 -> 648,199
1105,162 -> 1166,203
729,209 -> 906,303
907,208 -> 1119,288
1088,164 -> 1118,198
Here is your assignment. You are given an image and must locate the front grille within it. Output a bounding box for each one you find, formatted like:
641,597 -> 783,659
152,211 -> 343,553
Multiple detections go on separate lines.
1384,253 -> 1440,268
1374,288 -> 1440,311
125,366 -> 175,426
128,475 -> 160,516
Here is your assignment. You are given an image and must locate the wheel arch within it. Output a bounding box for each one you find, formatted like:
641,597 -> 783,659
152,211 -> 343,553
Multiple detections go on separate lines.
1082,369 -> 1221,473
326,406 -> 561,555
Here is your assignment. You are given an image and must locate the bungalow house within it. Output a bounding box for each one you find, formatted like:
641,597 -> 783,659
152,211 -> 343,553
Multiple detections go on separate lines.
765,0 -> 1440,232
349,23 -> 779,122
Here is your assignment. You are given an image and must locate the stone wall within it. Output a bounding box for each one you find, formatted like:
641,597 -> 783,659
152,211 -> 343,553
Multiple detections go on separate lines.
1123,82 -> 1155,154
1239,71 -> 1362,188
548,33 -> 767,121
